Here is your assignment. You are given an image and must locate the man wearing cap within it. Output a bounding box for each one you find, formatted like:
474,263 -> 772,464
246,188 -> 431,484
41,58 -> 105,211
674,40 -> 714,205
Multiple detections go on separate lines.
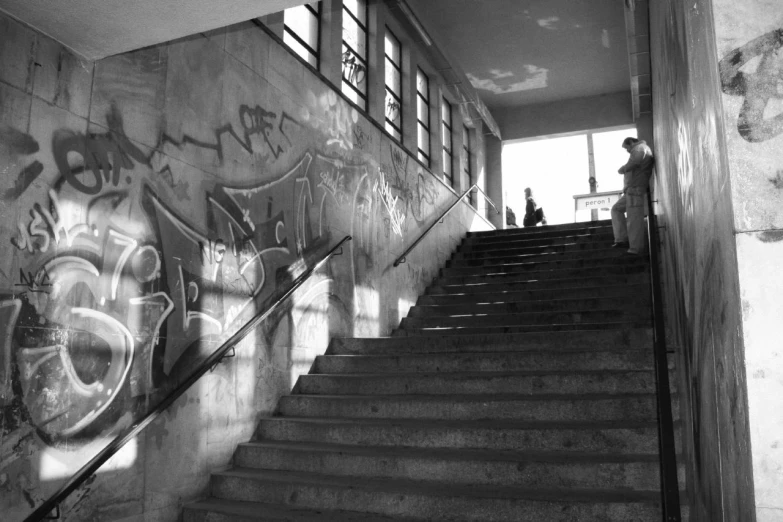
611,137 -> 655,255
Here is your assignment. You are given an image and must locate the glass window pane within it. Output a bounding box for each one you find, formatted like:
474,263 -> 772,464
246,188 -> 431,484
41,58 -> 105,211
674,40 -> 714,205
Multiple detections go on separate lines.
385,121 -> 401,140
418,123 -> 430,155
417,96 -> 428,122
385,90 -> 401,128
342,14 -> 366,59
442,123 -> 451,152
443,151 -> 452,175
285,5 -> 318,49
441,100 -> 451,127
342,81 -> 363,106
342,45 -> 367,94
463,126 -> 470,147
343,0 -> 367,25
385,59 -> 401,94
284,31 -> 317,66
417,70 -> 428,99
385,32 -> 400,64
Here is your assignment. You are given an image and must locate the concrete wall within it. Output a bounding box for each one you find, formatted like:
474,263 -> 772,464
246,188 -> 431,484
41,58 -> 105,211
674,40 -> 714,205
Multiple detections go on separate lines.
712,2 -> 783,520
649,0 -> 755,520
0,10 -> 492,521
494,91 -> 634,142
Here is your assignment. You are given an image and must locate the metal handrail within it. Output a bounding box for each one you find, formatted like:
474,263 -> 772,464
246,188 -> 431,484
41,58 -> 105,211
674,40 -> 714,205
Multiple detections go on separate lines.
645,190 -> 682,522
25,235 -> 353,522
393,184 -> 498,267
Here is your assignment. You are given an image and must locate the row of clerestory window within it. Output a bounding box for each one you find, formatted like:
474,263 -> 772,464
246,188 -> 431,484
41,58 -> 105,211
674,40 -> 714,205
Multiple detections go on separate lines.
281,1 -> 473,194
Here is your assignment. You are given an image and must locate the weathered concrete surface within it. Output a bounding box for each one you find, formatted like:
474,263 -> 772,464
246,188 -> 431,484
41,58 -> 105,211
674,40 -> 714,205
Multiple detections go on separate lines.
713,2 -> 783,520
649,0 -> 755,520
0,9 -> 491,521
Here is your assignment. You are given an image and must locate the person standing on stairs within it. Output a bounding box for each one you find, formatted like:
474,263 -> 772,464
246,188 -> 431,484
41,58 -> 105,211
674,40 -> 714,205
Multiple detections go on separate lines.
522,187 -> 547,227
611,137 -> 655,255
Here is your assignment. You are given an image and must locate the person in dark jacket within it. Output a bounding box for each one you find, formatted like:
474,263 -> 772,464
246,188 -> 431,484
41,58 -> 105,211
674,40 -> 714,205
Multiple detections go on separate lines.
611,137 -> 655,255
523,187 -> 546,227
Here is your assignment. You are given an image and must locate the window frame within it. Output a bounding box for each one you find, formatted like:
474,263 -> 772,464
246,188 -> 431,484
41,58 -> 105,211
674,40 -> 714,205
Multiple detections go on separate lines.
283,2 -> 321,68
341,0 -> 369,109
462,125 -> 474,206
416,68 -> 431,166
441,97 -> 453,186
384,28 -> 403,141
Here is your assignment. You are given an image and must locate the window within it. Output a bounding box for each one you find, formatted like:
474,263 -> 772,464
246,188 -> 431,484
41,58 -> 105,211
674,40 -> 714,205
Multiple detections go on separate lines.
283,3 -> 320,67
462,126 -> 474,206
384,30 -> 402,141
441,98 -> 453,186
342,0 -> 368,109
416,69 -> 430,166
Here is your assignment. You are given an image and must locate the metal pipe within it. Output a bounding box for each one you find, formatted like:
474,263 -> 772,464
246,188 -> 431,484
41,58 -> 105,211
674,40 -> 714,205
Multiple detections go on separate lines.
645,191 -> 682,522
24,236 -> 353,522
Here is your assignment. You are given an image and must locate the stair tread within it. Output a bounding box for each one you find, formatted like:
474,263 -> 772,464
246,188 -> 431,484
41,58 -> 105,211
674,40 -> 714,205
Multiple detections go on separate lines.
215,467 -> 662,503
285,391 -> 659,401
261,415 -> 661,430
303,369 -> 654,378
186,499 -> 414,521
240,440 -> 660,462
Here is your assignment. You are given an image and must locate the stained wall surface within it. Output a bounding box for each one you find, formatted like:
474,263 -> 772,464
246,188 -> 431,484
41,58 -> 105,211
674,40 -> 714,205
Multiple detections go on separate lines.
0,12 -> 491,521
649,0 -> 755,520
712,1 -> 783,519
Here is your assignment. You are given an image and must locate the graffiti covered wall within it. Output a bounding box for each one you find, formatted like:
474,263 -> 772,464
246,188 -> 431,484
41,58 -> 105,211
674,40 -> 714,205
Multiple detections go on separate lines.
0,15 -> 491,520
649,0 -> 755,520
714,1 -> 783,519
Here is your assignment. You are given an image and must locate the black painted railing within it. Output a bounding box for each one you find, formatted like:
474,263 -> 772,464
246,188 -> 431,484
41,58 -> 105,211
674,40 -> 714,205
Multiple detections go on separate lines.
25,235 -> 353,522
645,190 -> 682,522
394,184 -> 498,267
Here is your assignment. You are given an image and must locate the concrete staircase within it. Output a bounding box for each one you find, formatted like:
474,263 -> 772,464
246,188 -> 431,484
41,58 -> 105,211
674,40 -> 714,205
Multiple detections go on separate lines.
184,219 -> 679,521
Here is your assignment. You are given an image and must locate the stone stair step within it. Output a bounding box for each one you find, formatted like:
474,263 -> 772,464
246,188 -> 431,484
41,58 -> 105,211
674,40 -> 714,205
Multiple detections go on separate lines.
277,392 -> 663,422
394,321 -> 652,336
400,309 -> 650,329
407,297 -> 648,318
234,441 -> 661,490
460,232 -> 614,249
328,329 -> 654,355
450,247 -> 627,265
256,416 -> 666,453
437,262 -> 649,285
428,274 -> 649,294
418,283 -> 650,305
455,240 -> 618,259
184,498 -> 416,521
294,370 -> 656,396
440,255 -> 646,277
468,223 -> 613,240
468,220 -> 612,238
313,350 -> 654,374
209,468 -> 662,521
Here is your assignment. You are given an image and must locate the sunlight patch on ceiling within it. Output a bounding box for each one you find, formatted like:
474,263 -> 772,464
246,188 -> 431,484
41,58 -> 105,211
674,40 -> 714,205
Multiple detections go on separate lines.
537,16 -> 559,30
467,65 -> 549,95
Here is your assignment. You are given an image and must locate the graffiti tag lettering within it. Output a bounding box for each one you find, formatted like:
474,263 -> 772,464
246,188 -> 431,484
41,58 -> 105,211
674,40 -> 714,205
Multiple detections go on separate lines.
374,170 -> 405,236
719,28 -> 783,142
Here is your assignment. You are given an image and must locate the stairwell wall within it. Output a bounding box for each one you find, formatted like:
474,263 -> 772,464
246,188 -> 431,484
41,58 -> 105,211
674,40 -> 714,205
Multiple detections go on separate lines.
0,9 -> 492,520
649,0 -> 756,520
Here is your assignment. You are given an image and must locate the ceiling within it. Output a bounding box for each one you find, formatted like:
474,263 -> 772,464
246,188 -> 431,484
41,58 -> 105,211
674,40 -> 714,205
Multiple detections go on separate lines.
0,0 -> 307,60
0,0 -> 633,125
407,0 -> 631,111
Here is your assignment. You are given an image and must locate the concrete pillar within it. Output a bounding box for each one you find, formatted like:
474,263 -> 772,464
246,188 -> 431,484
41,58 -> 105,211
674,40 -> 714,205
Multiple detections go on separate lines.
320,0 -> 343,87
485,134 -> 504,229
366,0 -> 385,125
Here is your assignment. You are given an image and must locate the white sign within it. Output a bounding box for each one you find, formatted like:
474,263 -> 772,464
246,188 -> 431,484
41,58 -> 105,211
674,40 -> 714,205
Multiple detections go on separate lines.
573,191 -> 622,211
